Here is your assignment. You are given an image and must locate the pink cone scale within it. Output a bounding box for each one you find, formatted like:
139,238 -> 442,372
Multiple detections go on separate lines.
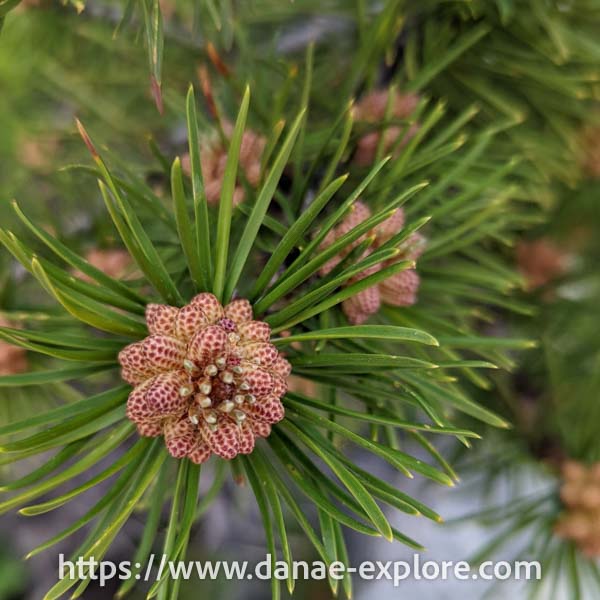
119,293 -> 290,463
319,201 -> 426,324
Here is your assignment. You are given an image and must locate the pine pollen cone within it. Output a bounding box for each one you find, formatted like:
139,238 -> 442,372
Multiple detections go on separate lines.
554,460 -> 600,557
353,89 -> 420,167
319,201 -> 426,325
119,293 -> 290,463
181,121 -> 266,207
516,239 -> 567,291
76,248 -> 132,282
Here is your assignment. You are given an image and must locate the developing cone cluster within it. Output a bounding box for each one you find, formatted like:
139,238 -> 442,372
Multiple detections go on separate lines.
119,293 -> 290,463
319,201 -> 425,324
182,121 -> 265,206
555,460 -> 600,556
353,89 -> 420,167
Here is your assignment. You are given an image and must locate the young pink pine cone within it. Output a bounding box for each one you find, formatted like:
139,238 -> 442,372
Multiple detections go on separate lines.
353,89 -> 420,167
119,293 -> 290,463
319,201 -> 425,325
0,316 -> 28,376
182,121 -> 266,207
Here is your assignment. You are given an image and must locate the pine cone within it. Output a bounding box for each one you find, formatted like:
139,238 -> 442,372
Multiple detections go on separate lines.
119,293 -> 290,462
182,121 -> 266,206
555,460 -> 600,556
353,89 -> 420,166
318,201 -> 425,324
